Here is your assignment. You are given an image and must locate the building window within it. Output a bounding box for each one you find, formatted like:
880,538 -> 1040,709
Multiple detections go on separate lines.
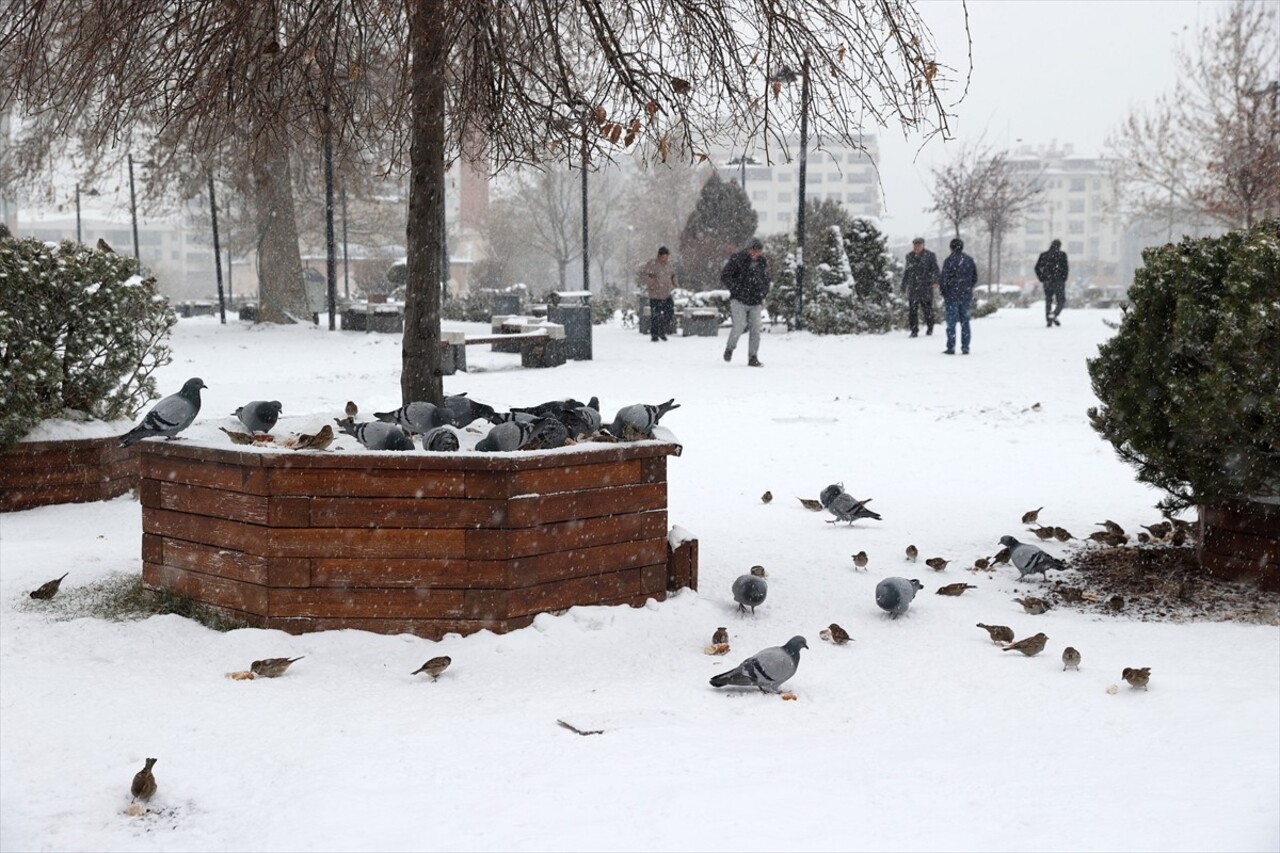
1068,199 -> 1085,213
1070,178 -> 1086,192
1026,220 -> 1044,234
1068,241 -> 1084,254
752,191 -> 768,201
777,191 -> 792,203
1026,240 -> 1041,253
1068,220 -> 1085,234
1093,179 -> 1102,190
806,172 -> 823,184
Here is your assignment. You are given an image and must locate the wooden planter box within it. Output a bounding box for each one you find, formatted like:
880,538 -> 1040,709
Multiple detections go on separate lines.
1198,500 -> 1279,591
139,440 -> 696,639
1,437 -> 139,512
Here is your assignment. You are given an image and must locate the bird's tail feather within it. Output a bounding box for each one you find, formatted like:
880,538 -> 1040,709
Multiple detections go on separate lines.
709,669 -> 751,688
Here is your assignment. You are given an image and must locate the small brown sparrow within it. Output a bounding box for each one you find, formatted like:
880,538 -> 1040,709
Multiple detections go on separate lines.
1002,632 -> 1049,656
1030,525 -> 1056,541
250,656 -> 305,678
1107,595 -> 1126,612
761,490 -> 773,504
1062,646 -> 1082,671
412,655 -> 452,681
712,627 -> 729,645
973,557 -> 991,570
1102,532 -> 1129,547
750,565 -> 768,578
924,557 -> 949,571
936,582 -> 976,596
828,623 -> 852,645
905,545 -> 919,562
345,400 -> 359,418
29,572 -> 69,600
1052,526 -> 1074,542
1087,530 -> 1113,543
797,497 -> 824,511
292,424 -> 335,451
130,758 -> 158,802
1137,532 -> 1151,544
992,547 -> 1011,566
1096,520 -> 1126,536
1142,521 -> 1172,540
218,426 -> 256,444
1057,586 -> 1085,603
976,623 -> 1014,644
1122,666 -> 1151,690
1021,506 -> 1044,524
1013,596 -> 1051,615
852,551 -> 869,571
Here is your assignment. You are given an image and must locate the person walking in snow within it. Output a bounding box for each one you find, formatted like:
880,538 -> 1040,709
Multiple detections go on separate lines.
1035,238 -> 1069,327
720,238 -> 771,367
940,237 -> 977,355
901,236 -> 940,338
637,246 -> 678,342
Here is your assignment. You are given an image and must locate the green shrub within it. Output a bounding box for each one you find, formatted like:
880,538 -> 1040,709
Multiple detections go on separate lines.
0,238 -> 176,450
1086,220 -> 1280,512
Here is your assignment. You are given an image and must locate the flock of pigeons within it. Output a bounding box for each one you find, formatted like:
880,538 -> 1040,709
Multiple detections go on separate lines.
115,375 -> 682,453
705,498 -> 1157,698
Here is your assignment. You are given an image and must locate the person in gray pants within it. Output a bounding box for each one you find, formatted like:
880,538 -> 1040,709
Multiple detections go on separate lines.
720,238 -> 771,367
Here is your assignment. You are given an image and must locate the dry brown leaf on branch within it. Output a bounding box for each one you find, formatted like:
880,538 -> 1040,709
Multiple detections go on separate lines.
670,77 -> 690,95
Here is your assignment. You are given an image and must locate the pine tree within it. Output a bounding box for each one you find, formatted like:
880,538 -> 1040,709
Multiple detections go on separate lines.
679,173 -> 759,291
843,218 -> 897,299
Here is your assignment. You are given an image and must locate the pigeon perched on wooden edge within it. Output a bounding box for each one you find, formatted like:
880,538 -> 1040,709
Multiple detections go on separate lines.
234,400 -> 282,433
421,426 -> 461,452
999,535 -> 1066,581
709,636 -> 807,693
523,416 -> 572,450
818,483 -> 882,525
442,394 -> 496,427
475,418 -> 540,452
608,398 -> 679,441
876,577 -> 923,618
731,574 -> 768,614
120,377 -> 206,446
334,418 -> 415,451
375,401 -> 452,433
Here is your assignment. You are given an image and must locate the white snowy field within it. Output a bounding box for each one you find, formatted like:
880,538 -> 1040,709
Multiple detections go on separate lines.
1,305 -> 1277,853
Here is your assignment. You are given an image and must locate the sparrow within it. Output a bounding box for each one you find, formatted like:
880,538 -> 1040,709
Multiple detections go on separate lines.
1102,532 -> 1129,547
97,237 -> 115,253
130,758 -> 157,802
936,582 -> 977,596
1021,506 -> 1044,525
1052,526 -> 1074,542
291,424 -> 335,451
797,497 -> 824,512
345,400 -> 359,419
712,627 -> 729,645
1013,596 -> 1052,615
924,557 -> 949,571
1141,522 -> 1172,540
218,426 -> 256,445
750,565 -> 768,578
1168,527 -> 1188,546
1107,595 -> 1126,612
29,572 -> 69,600
412,655 -> 452,681
1030,525 -> 1056,541
1057,586 -> 1085,603
828,623 -> 852,645
1122,666 -> 1151,690
1137,532 -> 1151,544
250,656 -> 305,678
1062,646 -> 1082,671
761,490 -> 773,504
1096,520 -> 1126,536
976,623 -> 1015,644
852,551 -> 869,571
992,547 -> 1011,566
1087,530 -> 1113,543
973,557 -> 991,570
905,545 -> 919,562
1002,632 -> 1049,656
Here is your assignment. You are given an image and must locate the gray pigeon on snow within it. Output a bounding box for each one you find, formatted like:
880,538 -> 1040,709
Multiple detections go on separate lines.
374,401 -> 452,433
442,394 -> 496,427
818,483 -> 882,525
559,398 -> 602,439
475,418 -> 539,452
334,418 -> 415,451
234,400 -> 282,434
709,635 -> 807,693
608,398 -> 679,440
523,416 -> 571,450
421,425 -> 461,452
120,377 -> 206,446
999,535 -> 1066,581
875,577 -> 924,618
488,411 -> 538,426
731,573 -> 768,614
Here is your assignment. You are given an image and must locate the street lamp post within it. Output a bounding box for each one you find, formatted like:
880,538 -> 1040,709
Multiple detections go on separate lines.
127,153 -> 140,263
74,183 -> 99,246
794,54 -> 810,329
581,124 -> 590,294
208,172 -> 226,324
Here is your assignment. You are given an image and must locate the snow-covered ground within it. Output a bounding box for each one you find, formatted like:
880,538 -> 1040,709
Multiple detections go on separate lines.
2,306 -> 1277,852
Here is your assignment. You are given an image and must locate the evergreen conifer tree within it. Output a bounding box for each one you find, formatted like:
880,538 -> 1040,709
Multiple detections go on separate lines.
679,173 -> 759,291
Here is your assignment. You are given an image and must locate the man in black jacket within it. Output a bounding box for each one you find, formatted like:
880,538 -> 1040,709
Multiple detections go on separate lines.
901,237 -> 939,337
720,238 -> 771,367
1035,239 -> 1069,327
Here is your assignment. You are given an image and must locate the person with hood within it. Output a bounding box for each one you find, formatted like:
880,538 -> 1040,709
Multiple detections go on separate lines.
720,238 -> 771,367
1035,238 -> 1069,327
637,245 -> 678,342
901,237 -> 940,337
939,237 -> 977,355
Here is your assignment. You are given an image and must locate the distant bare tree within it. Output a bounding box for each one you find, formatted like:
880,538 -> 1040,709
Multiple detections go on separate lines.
928,141 -> 994,240
1106,0 -> 1280,232
975,153 -> 1043,284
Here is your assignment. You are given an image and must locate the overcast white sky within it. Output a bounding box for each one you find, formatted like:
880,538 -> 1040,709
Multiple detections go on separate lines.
872,0 -> 1223,241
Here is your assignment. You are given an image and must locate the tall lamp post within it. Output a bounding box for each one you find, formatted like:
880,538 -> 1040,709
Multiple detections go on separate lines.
772,56 -> 811,328
74,183 -> 99,245
127,153 -> 140,263
581,123 -> 590,294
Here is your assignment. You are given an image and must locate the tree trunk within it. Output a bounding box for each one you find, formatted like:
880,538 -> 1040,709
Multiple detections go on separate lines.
402,0 -> 445,405
252,145 -> 308,324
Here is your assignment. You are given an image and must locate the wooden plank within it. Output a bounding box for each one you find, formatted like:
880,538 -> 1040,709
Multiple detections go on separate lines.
503,483 -> 666,528
508,460 -> 646,497
1,482 -> 105,511
159,481 -> 271,525
142,533 -> 164,565
463,331 -> 549,345
0,463 -> 123,488
462,589 -> 509,620
308,495 -> 506,528
265,526 -> 468,559
265,467 -> 466,498
640,563 -> 668,594
161,538 -> 270,585
1200,550 -> 1278,590
505,539 -> 669,587
266,587 -> 466,619
465,510 -> 666,559
268,496 -> 312,527
310,558 -> 508,589
1200,527 -> 1277,566
144,453 -> 268,494
269,557 -> 311,588
667,538 -> 699,591
506,568 -> 644,618
1202,503 -> 1280,537
142,561 -> 269,615
143,508 -> 264,554
255,614 -> 533,640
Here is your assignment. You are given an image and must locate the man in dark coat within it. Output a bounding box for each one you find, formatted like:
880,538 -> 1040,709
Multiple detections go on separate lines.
901,237 -> 940,337
939,237 -> 977,355
1035,238 -> 1069,327
720,238 -> 771,367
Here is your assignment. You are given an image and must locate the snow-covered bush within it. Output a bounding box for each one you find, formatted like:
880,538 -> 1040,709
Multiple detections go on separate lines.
1086,220 -> 1280,512
798,223 -> 906,335
0,238 -> 175,450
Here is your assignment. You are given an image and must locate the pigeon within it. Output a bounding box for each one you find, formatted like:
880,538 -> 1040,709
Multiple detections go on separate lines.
523,416 -> 572,450
608,398 -> 680,440
335,418 -> 415,451
1122,666 -> 1151,691
475,418 -> 540,452
905,544 -> 919,562
1013,596 -> 1052,615
731,574 -> 768,614
924,557 -> 949,571
761,490 -> 773,504
130,758 -> 157,802
749,565 -> 768,578
250,656 -> 305,678
421,426 -> 460,452
708,636 -> 807,693
876,577 -> 924,618
712,627 -> 729,645
29,572 -> 69,600
234,400 -> 283,434
559,402 -> 603,439
936,582 -> 976,596
1021,506 -> 1044,524
442,394 -> 496,427
488,411 -> 538,426
1062,647 -> 1082,671
1003,632 -> 1049,656
818,484 -> 882,525
976,623 -> 1015,644
797,497 -> 824,512
120,377 -> 206,446
999,535 -> 1066,581
375,401 -> 452,433
411,655 -> 452,681
828,623 -> 852,645
852,551 -> 869,571
511,398 -> 586,418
